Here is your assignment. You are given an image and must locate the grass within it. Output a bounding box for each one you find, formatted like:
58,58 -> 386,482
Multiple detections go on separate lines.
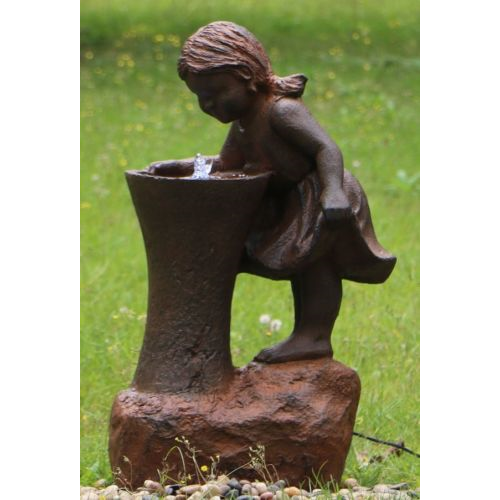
81,0 -> 419,489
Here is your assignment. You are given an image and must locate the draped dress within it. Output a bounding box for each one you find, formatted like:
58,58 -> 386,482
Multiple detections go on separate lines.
241,167 -> 396,283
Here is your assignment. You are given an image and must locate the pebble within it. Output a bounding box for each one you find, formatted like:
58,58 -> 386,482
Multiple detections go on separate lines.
275,491 -> 289,500
241,485 -> 259,496
79,477 -> 419,500
260,493 -> 274,500
81,487 -> 97,495
144,480 -> 164,493
81,493 -> 99,500
202,484 -> 223,497
372,485 -> 394,494
353,494 -> 369,500
181,485 -> 202,496
343,478 -> 359,490
103,484 -> 120,498
227,480 -> 242,492
252,483 -> 268,495
219,485 -> 231,496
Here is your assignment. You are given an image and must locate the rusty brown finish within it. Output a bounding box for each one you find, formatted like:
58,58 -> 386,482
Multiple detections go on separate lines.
125,170 -> 271,393
109,21 -> 397,485
147,21 -> 395,364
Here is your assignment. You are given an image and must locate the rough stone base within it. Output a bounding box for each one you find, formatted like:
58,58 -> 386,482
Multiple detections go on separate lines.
109,358 -> 361,489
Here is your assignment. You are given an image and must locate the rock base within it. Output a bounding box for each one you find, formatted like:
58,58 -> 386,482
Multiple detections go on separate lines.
109,358 -> 360,489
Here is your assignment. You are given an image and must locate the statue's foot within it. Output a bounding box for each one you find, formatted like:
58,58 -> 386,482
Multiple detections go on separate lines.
254,335 -> 333,364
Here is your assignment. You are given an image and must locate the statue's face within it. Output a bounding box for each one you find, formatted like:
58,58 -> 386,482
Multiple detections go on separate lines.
185,72 -> 256,123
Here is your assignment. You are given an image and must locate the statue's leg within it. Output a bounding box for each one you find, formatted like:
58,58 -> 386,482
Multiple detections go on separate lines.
291,276 -> 302,333
254,258 -> 342,364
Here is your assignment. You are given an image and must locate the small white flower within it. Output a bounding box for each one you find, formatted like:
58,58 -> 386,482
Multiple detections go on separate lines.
259,314 -> 271,325
270,319 -> 283,332
352,160 -> 362,168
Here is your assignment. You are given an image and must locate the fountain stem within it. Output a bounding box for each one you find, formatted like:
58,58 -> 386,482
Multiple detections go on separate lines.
125,170 -> 270,393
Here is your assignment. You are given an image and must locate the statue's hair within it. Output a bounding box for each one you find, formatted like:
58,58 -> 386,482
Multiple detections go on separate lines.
178,21 -> 307,98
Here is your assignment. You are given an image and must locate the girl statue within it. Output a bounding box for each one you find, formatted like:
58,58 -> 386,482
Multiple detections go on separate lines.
148,21 -> 396,364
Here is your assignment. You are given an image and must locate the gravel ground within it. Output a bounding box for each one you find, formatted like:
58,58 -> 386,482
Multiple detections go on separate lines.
80,476 -> 420,499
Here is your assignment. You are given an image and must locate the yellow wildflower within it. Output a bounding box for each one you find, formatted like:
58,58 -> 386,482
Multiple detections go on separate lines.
167,34 -> 181,47
329,47 -> 343,57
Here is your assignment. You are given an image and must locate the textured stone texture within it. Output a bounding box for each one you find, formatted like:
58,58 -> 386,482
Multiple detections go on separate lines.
109,358 -> 360,489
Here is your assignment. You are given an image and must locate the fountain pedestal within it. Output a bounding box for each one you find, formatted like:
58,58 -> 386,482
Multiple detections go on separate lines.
109,170 -> 360,488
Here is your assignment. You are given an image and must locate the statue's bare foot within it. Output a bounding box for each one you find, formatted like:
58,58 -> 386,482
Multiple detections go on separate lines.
254,335 -> 333,364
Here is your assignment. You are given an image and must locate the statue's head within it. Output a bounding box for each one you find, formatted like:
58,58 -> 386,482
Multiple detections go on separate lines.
178,21 -> 307,98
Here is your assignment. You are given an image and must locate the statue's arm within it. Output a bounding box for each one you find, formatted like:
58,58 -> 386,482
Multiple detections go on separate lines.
270,98 -> 352,223
214,123 -> 245,172
146,157 -> 194,176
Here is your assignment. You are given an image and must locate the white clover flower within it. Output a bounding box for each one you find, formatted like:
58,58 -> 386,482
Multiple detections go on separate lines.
270,319 -> 283,332
259,314 -> 272,325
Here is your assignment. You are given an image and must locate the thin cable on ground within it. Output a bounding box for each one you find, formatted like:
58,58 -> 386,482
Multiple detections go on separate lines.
352,431 -> 420,458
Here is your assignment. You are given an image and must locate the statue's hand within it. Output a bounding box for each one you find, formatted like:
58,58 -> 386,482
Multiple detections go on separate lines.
146,161 -> 192,177
320,189 -> 353,226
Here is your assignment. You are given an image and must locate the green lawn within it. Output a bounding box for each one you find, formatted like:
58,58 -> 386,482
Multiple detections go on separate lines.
81,0 -> 419,488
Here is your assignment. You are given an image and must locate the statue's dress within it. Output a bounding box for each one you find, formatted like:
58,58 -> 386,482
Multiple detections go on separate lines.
242,169 -> 396,283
